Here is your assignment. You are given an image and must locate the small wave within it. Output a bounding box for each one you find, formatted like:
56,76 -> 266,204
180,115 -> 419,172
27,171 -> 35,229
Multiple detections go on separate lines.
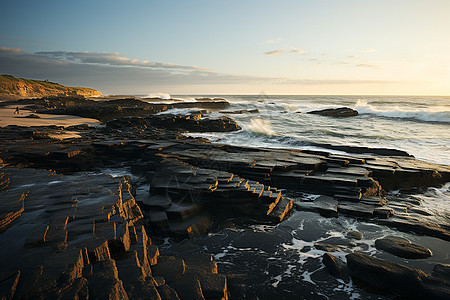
245,119 -> 276,135
145,92 -> 171,99
355,99 -> 450,123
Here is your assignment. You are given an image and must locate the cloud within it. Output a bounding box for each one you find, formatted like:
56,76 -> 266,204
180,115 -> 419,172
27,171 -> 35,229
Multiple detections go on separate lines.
356,63 -> 380,68
264,46 -> 306,56
287,47 -> 306,54
0,46 -> 396,94
362,48 -> 376,53
331,60 -> 351,66
35,51 -> 210,71
265,49 -> 284,56
262,37 -> 282,44
0,47 -> 26,54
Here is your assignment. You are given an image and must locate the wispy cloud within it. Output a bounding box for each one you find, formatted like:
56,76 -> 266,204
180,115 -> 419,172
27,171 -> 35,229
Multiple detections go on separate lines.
362,48 -> 376,53
0,47 -> 27,54
35,51 -> 210,71
264,46 -> 306,56
356,63 -> 380,68
331,60 -> 351,66
262,37 -> 282,44
265,49 -> 284,56
288,47 -> 306,54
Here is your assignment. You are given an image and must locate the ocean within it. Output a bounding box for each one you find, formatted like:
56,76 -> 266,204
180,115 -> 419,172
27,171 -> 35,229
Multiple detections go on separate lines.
171,95 -> 450,166
152,95 -> 450,298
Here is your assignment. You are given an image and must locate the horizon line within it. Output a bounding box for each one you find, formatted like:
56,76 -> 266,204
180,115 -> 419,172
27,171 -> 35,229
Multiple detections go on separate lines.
160,93 -> 450,97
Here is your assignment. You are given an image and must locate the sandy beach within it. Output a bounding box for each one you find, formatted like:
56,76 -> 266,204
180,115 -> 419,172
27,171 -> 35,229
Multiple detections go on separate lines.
0,105 -> 100,128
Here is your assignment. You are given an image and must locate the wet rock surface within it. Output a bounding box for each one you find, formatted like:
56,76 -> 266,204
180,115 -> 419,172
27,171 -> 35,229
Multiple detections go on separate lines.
346,252 -> 449,299
375,236 -> 433,258
307,107 -> 359,118
0,97 -> 449,299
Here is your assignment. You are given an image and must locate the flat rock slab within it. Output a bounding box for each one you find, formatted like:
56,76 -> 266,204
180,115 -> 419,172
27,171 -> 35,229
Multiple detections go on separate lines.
375,236 -> 433,259
346,252 -> 449,299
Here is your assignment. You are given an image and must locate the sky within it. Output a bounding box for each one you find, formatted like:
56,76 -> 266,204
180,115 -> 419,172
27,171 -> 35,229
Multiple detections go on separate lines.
1,0 -> 449,95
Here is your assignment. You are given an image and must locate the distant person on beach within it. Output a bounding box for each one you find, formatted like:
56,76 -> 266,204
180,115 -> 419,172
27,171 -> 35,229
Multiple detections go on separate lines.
14,107 -> 20,114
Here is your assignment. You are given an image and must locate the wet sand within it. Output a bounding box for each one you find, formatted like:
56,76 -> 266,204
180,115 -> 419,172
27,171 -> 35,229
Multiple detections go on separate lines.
0,105 -> 100,128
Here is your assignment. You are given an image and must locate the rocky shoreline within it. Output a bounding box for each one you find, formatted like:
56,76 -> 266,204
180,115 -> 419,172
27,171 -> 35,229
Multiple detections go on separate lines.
0,97 -> 449,299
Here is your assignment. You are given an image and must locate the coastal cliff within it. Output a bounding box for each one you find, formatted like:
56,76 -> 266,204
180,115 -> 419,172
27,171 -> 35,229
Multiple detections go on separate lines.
0,74 -> 102,99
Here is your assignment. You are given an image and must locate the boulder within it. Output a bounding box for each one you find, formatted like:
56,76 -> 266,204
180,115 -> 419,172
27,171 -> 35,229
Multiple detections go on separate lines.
375,236 -> 432,259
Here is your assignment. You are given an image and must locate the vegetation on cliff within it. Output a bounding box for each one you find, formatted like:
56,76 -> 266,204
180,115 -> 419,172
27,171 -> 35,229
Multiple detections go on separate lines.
0,74 -> 102,99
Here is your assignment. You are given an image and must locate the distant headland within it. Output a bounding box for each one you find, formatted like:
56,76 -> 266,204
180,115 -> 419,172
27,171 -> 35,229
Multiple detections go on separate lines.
0,74 -> 102,99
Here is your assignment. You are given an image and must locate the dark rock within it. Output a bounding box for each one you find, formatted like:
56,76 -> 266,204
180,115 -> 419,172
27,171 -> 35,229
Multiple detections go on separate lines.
347,231 -> 363,240
0,270 -> 21,300
322,253 -> 349,281
432,264 -> 450,285
16,113 -> 41,118
0,190 -> 26,233
152,256 -> 186,283
106,114 -> 241,133
87,259 -> 129,300
308,107 -> 359,118
295,195 -> 338,217
310,143 -> 412,157
169,275 -> 205,300
375,216 -> 450,241
197,273 -> 227,299
314,242 -> 346,252
375,236 -> 433,259
156,284 -> 180,299
373,207 -> 394,219
338,203 -> 374,219
346,252 -> 449,299
220,108 -> 259,114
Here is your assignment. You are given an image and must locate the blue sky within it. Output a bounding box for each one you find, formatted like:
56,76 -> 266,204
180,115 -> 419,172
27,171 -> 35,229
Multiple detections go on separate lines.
1,0 -> 449,95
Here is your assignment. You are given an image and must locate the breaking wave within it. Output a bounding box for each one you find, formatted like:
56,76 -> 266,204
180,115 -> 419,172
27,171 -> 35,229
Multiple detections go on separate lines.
245,119 -> 276,135
355,99 -> 450,123
144,93 -> 171,99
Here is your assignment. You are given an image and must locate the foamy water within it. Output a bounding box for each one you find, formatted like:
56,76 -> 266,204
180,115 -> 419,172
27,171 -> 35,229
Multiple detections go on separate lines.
177,95 -> 450,165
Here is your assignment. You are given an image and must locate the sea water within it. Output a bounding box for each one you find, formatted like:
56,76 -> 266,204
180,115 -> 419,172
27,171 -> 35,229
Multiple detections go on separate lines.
175,95 -> 449,166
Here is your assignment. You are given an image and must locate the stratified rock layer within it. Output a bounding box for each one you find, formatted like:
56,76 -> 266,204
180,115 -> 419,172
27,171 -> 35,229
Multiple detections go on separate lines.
0,168 -> 231,299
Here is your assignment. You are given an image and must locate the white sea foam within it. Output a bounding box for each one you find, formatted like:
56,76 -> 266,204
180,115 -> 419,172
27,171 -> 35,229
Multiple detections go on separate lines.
145,92 -> 171,99
355,99 -> 450,122
245,119 -> 276,135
